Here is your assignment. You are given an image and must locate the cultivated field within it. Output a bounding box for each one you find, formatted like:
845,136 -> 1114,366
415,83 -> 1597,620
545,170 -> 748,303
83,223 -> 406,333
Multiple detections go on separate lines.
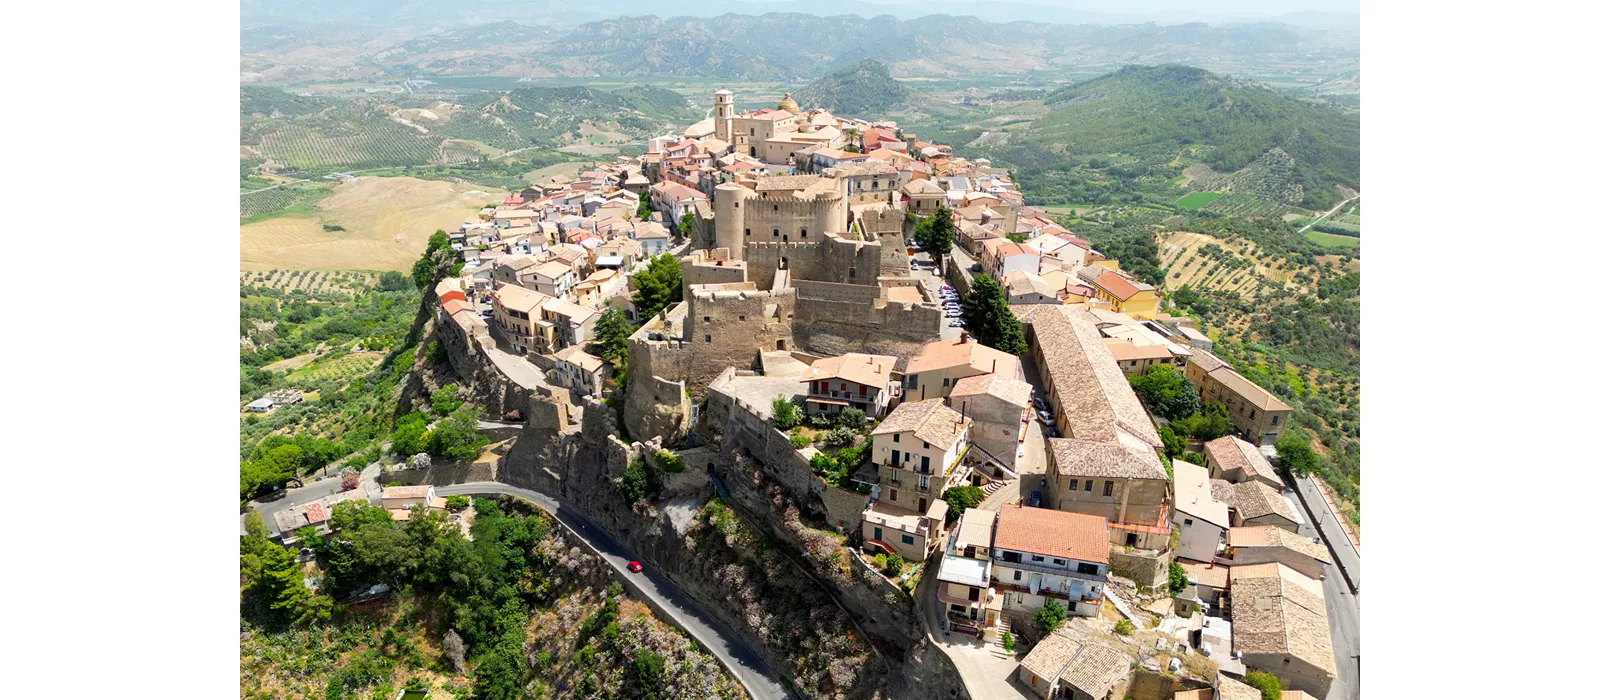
241,270 -> 376,294
523,160 -> 594,185
1175,191 -> 1223,209
240,176 -> 508,271
1304,231 -> 1361,248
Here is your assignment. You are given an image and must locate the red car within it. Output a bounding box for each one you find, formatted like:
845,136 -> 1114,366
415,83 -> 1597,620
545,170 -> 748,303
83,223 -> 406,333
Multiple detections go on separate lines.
627,561 -> 643,573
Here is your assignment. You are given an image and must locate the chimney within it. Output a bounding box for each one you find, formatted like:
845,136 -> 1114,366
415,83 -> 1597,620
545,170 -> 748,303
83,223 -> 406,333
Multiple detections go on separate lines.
959,331 -> 969,344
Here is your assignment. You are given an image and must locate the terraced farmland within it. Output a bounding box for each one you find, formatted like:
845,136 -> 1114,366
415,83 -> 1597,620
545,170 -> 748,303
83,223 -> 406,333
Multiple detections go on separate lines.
257,122 -> 443,171
240,270 -> 376,294
286,352 -> 384,384
1158,231 -> 1293,299
239,182 -> 332,221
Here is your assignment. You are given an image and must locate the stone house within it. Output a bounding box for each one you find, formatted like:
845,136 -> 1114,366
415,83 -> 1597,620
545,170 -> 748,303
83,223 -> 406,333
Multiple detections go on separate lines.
1017,630 -> 1132,700
535,297 -> 599,354
527,259 -> 578,300
979,238 -> 1042,281
903,334 -> 1023,402
1212,479 -> 1302,532
492,283 -> 550,355
802,352 -> 898,418
1176,559 -> 1231,609
1104,339 -> 1176,374
870,399 -> 973,515
1186,350 -> 1294,446
1229,563 -> 1337,699
635,221 -> 672,256
381,485 -> 446,520
1173,459 -> 1230,563
1204,435 -> 1286,491
1047,438 -> 1172,550
551,345 -> 610,398
991,504 -> 1110,617
901,177 -> 946,214
947,373 -> 1032,468
1225,526 -> 1332,582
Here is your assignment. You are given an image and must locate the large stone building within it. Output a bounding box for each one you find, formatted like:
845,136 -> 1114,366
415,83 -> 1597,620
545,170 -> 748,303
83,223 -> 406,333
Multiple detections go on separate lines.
1229,562 -> 1338,698
1186,349 -> 1294,446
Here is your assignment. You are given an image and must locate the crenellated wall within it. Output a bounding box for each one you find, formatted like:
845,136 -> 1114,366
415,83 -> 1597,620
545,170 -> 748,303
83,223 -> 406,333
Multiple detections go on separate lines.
790,280 -> 943,360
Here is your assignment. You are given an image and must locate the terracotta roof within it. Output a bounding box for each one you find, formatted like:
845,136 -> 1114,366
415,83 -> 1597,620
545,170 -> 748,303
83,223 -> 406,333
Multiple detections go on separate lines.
906,336 -> 1021,378
1209,366 -> 1295,412
1177,559 -> 1230,589
1204,435 -> 1281,486
1048,438 -> 1168,482
1104,339 -> 1174,362
302,502 -> 327,524
1229,563 -> 1336,678
872,399 -> 969,451
383,485 -> 432,499
1019,632 -> 1080,684
949,373 -> 1032,408
1188,348 -> 1232,374
755,174 -> 822,191
992,504 -> 1110,564
540,297 -> 599,324
1228,526 -> 1331,564
1016,305 -> 1161,448
1281,691 -> 1319,700
495,284 -> 550,313
806,353 -> 896,389
1218,676 -> 1265,700
1212,479 -> 1300,525
1055,640 -> 1131,698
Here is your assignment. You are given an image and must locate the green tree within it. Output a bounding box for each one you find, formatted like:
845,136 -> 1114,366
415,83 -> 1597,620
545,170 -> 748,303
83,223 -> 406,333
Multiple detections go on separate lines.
1113,618 -> 1134,635
377,271 -> 409,291
620,458 -> 656,503
1243,671 -> 1283,700
1128,364 -> 1201,420
941,485 -> 984,524
411,229 -> 458,290
253,541 -> 332,625
632,254 -> 683,321
427,405 -> 489,462
1274,428 -> 1322,477
445,494 -> 470,511
240,511 -> 275,587
628,650 -> 666,700
430,384 -> 463,416
636,189 -> 653,220
471,649 -> 524,700
1168,560 -> 1189,594
837,406 -> 869,430
1170,401 -> 1232,441
917,204 -> 956,267
676,209 -> 695,239
962,274 -> 1028,355
770,396 -> 801,430
590,307 -> 634,367
391,413 -> 430,457
1157,425 -> 1186,460
1033,598 -> 1068,633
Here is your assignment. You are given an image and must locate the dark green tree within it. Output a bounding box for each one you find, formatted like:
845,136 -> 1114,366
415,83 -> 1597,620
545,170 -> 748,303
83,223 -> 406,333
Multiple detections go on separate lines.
770,396 -> 801,430
636,189 -> 653,220
1273,428 -> 1322,477
1170,401 -> 1232,441
632,254 -> 683,321
430,383 -> 463,416
628,650 -> 667,700
962,274 -> 1028,355
676,209 -> 695,239
427,405 -> 489,462
1128,364 -> 1202,420
941,485 -> 984,524
1032,598 -> 1068,633
590,307 -> 634,367
254,541 -> 332,625
391,413 -> 430,457
1168,560 -> 1189,594
470,649 -> 524,700
918,204 -> 956,267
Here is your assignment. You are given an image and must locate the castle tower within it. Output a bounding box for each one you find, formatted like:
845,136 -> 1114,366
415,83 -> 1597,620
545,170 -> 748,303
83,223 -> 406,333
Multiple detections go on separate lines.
714,182 -> 752,259
714,89 -> 734,142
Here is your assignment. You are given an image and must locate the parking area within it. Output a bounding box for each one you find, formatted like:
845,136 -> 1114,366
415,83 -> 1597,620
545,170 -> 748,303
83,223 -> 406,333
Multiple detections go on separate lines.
909,245 -> 966,341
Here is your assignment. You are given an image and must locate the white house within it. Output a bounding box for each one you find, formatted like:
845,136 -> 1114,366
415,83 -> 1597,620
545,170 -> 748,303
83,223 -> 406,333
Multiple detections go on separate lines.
990,504 -> 1111,618
1172,459 -> 1230,563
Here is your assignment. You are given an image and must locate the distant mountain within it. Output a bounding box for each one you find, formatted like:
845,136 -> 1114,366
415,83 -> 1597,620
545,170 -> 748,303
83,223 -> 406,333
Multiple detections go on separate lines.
242,13 -> 1357,83
792,60 -> 911,117
974,64 -> 1359,209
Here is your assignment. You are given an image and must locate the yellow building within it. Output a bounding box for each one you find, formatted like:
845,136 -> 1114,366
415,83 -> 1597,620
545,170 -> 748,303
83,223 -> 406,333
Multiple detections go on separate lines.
1086,270 -> 1161,319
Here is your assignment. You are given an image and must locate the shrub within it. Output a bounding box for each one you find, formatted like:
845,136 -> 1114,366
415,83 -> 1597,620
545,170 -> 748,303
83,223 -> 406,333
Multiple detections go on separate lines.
824,427 -> 856,447
1114,618 -> 1134,635
883,553 -> 904,577
808,412 -> 831,428
340,473 -> 360,491
430,383 -> 462,415
873,553 -> 887,570
1033,598 -> 1068,634
445,494 -> 469,511
770,396 -> 800,430
1243,671 -> 1283,700
837,407 -> 869,430
1168,560 -> 1189,595
654,450 -> 685,473
1002,631 -> 1015,652
789,434 -> 811,449
942,485 -> 984,524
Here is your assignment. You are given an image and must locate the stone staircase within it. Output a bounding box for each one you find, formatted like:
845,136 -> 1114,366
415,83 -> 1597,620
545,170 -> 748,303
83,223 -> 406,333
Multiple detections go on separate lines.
989,617 -> 1016,658
981,479 -> 1010,498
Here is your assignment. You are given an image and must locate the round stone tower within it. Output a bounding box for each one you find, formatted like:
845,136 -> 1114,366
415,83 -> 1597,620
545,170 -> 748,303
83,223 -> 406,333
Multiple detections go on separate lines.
714,89 -> 734,142
714,182 -> 752,258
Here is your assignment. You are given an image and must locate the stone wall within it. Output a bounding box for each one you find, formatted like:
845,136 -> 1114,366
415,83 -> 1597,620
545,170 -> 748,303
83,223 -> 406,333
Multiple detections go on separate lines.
384,461 -> 498,487
433,303 -> 538,418
792,280 -> 943,360
1110,548 -> 1172,589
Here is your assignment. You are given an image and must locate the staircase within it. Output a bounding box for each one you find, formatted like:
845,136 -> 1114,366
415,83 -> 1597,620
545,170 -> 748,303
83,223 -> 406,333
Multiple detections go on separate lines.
989,617 -> 1016,658
981,479 -> 1010,498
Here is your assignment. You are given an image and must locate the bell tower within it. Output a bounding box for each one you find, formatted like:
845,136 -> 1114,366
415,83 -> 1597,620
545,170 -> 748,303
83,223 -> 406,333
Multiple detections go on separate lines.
713,89 -> 734,142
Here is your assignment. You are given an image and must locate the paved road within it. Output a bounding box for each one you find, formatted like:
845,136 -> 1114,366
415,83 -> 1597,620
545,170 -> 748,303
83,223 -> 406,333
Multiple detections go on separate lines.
1297,194 -> 1360,233
435,482 -> 791,700
1293,475 -> 1361,592
915,555 -> 1029,700
246,465 -> 381,536
1290,482 -> 1361,700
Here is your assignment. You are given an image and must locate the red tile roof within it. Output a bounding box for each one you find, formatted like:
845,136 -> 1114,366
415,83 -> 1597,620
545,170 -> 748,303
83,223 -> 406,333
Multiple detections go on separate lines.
992,504 -> 1110,564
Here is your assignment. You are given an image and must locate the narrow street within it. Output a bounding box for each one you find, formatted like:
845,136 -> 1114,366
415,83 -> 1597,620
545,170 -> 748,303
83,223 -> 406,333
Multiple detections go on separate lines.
1290,480 -> 1361,700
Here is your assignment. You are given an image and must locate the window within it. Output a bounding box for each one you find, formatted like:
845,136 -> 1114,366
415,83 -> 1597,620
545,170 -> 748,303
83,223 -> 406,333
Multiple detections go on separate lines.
1053,558 -> 1066,565
773,228 -> 779,236
801,228 -> 807,238
968,587 -> 980,601
893,433 -> 900,443
889,489 -> 897,501
1013,570 -> 1022,581
1272,415 -> 1280,425
738,315 -> 745,321
704,335 -> 711,342
1084,480 -> 1093,494
703,316 -> 711,322
1183,518 -> 1193,527
1103,481 -> 1113,497
918,474 -> 930,490
1249,409 -> 1257,419
1001,551 -> 1020,563
744,228 -> 750,236
902,534 -> 915,545
1069,479 -> 1078,491
1031,555 -> 1044,562
921,455 -> 930,471
873,527 -> 882,541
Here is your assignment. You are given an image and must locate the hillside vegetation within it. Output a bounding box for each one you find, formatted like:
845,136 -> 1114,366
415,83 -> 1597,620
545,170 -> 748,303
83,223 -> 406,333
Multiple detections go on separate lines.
939,65 -> 1358,211
1073,207 -> 1361,517
793,60 -> 912,117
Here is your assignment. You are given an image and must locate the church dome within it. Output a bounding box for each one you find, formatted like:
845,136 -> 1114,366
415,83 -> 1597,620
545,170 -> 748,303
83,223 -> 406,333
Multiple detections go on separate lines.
777,92 -> 800,114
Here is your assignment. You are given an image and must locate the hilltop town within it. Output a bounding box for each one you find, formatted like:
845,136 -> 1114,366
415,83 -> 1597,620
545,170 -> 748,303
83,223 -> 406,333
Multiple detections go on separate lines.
251,88 -> 1355,700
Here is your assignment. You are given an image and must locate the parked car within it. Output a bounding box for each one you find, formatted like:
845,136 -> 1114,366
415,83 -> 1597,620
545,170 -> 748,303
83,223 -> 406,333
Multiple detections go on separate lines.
1038,409 -> 1053,423
1028,490 -> 1043,508
627,561 -> 643,573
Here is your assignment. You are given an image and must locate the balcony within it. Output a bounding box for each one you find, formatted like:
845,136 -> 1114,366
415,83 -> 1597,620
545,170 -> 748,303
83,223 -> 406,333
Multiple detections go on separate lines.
994,557 -> 1108,582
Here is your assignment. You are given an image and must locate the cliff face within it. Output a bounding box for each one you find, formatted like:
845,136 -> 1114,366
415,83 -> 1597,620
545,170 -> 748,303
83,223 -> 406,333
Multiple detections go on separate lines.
431,305 -> 968,699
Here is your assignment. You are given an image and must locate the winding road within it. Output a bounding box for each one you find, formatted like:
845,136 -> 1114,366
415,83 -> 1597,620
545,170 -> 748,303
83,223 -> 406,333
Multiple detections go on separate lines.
1297,194 -> 1361,233
432,482 -> 792,700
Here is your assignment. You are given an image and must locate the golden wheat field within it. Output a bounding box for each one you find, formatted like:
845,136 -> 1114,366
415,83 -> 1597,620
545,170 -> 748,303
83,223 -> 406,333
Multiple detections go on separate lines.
239,176 -> 508,271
